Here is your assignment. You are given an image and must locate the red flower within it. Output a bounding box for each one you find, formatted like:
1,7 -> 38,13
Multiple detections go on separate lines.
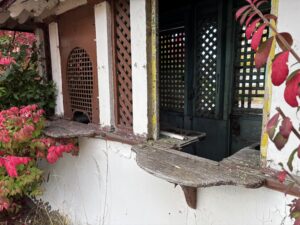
284,71 -> 300,107
0,56 -> 15,66
0,156 -> 31,177
47,151 -> 59,164
277,170 -> 287,183
0,129 -> 10,143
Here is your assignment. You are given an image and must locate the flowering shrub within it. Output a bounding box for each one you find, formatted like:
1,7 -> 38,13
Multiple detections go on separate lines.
0,105 -> 78,213
0,30 -> 56,115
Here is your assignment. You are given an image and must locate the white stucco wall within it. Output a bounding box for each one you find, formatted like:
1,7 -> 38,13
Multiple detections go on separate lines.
267,0 -> 300,172
41,137 -> 294,225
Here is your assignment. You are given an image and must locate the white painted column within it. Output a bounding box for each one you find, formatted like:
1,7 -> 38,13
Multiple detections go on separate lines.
94,2 -> 114,128
49,22 -> 64,116
130,0 -> 149,136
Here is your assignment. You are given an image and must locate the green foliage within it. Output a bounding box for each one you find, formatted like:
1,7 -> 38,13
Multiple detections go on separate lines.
0,31 -> 56,116
0,63 -> 57,116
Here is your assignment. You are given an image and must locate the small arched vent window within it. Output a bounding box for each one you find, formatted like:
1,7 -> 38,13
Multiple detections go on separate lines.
67,47 -> 94,123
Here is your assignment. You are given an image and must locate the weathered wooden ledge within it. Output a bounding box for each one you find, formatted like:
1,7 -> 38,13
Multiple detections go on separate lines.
133,142 -> 299,209
43,119 -> 98,138
43,119 -> 145,145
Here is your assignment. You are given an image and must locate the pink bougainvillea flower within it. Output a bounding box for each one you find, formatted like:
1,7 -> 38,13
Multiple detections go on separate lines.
277,170 -> 287,183
0,56 -> 15,66
284,71 -> 300,107
0,156 -> 31,177
271,51 -> 290,86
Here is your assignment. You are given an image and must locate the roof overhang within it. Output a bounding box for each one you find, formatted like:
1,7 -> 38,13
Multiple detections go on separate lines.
0,0 -> 88,31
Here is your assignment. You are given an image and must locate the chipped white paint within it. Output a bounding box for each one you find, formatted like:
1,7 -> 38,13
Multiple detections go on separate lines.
94,2 -> 114,128
41,138 -> 294,225
49,22 -> 64,116
130,0 -> 149,136
267,0 -> 300,172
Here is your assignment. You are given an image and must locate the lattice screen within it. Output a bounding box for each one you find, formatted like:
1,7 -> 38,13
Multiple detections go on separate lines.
113,0 -> 133,128
194,17 -> 218,118
159,28 -> 186,113
67,47 -> 94,121
233,25 -> 269,113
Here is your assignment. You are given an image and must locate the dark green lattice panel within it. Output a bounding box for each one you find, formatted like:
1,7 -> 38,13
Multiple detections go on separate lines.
159,28 -> 186,113
194,17 -> 218,118
233,25 -> 269,113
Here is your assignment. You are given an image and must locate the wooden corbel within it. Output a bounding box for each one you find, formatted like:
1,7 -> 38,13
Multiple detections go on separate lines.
180,185 -> 197,209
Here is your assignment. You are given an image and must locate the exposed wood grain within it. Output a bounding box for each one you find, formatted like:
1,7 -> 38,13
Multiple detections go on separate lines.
43,119 -> 98,138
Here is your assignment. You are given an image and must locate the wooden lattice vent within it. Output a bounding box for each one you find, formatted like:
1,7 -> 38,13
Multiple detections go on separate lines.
112,0 -> 133,129
159,27 -> 186,113
67,47 -> 94,123
195,16 -> 218,118
233,25 -> 269,114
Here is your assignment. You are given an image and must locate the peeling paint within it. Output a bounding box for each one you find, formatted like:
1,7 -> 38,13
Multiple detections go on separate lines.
260,0 -> 279,163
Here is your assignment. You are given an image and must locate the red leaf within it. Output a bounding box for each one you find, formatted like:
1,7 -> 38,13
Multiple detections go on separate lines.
266,112 -> 279,139
295,219 -> 300,225
284,71 -> 300,107
279,117 -> 292,138
276,33 -> 293,51
235,5 -> 251,20
245,12 -> 257,27
264,14 -> 278,22
246,18 -> 261,40
240,8 -> 253,25
277,170 -> 287,183
273,133 -> 288,150
255,36 -> 274,69
251,23 -> 267,51
256,0 -> 269,8
271,51 -> 289,86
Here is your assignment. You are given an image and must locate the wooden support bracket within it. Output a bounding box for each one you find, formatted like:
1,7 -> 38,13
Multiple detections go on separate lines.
180,185 -> 197,209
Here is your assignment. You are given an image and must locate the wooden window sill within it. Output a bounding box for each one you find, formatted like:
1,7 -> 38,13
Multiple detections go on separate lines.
133,140 -> 300,209
43,119 -> 145,145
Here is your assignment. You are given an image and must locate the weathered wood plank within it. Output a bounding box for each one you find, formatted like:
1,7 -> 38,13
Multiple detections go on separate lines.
43,119 -> 98,138
133,143 -> 266,189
